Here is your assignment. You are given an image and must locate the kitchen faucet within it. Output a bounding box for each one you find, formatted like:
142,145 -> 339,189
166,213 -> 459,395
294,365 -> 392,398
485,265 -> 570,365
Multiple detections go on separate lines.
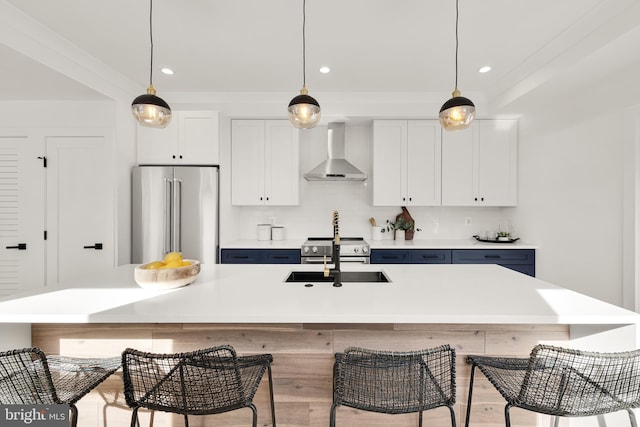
324,210 -> 342,287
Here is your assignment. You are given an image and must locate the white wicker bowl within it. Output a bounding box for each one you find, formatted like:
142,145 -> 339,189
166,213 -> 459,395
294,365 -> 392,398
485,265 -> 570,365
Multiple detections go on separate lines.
134,260 -> 200,290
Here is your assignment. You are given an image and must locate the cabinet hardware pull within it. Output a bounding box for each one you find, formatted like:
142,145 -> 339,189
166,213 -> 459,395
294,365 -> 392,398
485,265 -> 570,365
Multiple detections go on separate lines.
382,255 -> 398,259
6,243 -> 27,250
484,255 -> 501,259
272,256 -> 289,259
83,243 -> 103,250
233,255 -> 250,259
422,255 -> 439,259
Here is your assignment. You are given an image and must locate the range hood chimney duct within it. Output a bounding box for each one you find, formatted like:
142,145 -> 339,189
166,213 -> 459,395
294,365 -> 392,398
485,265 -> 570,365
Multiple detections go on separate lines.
304,122 -> 367,181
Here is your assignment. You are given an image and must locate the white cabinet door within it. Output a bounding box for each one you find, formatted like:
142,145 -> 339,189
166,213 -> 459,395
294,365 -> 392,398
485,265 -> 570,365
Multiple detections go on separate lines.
178,111 -> 220,164
46,136 -> 114,285
0,136 -> 45,295
372,120 -> 441,206
231,120 -> 299,206
441,125 -> 476,206
136,115 -> 179,164
372,120 -> 406,206
265,120 -> 299,205
137,111 -> 219,165
407,121 -> 442,205
231,120 -> 264,205
477,120 -> 517,206
442,119 -> 517,206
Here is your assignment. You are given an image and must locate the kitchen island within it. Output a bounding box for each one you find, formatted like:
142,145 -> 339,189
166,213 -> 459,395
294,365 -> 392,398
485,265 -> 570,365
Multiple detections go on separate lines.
0,263 -> 637,426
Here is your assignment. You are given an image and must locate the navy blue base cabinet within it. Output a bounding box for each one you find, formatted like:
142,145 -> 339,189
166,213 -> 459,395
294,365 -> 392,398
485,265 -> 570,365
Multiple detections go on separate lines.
370,249 -> 451,264
371,248 -> 535,276
221,249 -> 301,264
452,249 -> 535,277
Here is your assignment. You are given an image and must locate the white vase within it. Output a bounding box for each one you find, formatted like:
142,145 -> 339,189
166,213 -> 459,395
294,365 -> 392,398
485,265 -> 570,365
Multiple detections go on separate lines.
395,230 -> 405,241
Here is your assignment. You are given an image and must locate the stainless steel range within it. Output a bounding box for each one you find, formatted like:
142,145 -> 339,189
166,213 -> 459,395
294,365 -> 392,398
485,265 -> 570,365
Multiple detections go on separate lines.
301,237 -> 370,264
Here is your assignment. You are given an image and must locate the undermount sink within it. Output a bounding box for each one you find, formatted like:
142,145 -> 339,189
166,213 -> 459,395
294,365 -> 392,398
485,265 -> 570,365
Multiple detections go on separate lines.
285,270 -> 391,283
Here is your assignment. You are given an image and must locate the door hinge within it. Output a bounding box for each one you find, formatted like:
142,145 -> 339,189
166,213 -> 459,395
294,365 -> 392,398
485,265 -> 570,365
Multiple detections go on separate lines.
44,230 -> 47,240
37,156 -> 47,167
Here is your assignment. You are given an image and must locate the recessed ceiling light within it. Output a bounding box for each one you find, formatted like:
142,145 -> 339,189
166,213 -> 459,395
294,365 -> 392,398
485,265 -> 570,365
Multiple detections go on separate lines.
478,65 -> 492,73
161,67 -> 174,75
319,66 -> 331,74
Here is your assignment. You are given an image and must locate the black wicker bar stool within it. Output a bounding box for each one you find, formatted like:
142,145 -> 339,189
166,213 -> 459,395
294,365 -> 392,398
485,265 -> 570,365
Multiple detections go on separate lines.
121,345 -> 276,427
330,345 -> 457,427
0,347 -> 121,427
465,344 -> 640,427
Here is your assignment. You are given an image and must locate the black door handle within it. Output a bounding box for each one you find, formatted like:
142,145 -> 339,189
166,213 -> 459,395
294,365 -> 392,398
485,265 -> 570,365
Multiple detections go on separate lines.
6,243 -> 26,250
83,243 -> 103,250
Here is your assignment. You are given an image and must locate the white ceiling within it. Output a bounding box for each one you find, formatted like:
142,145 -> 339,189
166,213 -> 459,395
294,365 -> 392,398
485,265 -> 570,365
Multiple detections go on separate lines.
2,0 -> 640,115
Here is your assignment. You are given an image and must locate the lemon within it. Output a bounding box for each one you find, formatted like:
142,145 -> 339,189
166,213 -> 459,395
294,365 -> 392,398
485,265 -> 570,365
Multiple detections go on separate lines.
180,260 -> 192,267
145,261 -> 165,270
163,260 -> 183,269
164,252 -> 183,263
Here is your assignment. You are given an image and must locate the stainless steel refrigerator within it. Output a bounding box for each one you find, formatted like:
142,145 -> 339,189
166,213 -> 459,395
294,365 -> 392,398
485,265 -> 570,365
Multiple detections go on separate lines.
132,166 -> 219,265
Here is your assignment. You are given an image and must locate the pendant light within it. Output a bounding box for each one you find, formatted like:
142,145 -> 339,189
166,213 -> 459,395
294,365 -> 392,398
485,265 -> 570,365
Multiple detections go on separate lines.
288,0 -> 321,129
439,0 -> 475,131
131,0 -> 172,128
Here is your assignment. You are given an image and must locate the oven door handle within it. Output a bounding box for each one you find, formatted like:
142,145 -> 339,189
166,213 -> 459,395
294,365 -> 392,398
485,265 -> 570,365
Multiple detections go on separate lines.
301,257 -> 370,264
301,258 -> 329,264
341,258 -> 370,264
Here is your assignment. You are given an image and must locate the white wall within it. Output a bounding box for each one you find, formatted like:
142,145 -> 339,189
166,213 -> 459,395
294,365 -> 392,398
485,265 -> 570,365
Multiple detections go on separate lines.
0,100 -> 136,266
513,111 -> 627,306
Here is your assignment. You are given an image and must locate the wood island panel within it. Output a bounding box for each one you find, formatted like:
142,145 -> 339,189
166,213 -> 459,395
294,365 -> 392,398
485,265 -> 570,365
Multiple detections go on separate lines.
32,323 -> 569,427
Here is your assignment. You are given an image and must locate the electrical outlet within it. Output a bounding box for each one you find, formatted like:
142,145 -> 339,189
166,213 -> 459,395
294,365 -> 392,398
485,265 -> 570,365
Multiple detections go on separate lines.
464,217 -> 472,226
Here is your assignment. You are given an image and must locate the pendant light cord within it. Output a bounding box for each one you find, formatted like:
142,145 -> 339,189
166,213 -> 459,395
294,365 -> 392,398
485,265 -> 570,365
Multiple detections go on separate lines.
454,0 -> 459,91
149,0 -> 154,87
302,0 -> 307,87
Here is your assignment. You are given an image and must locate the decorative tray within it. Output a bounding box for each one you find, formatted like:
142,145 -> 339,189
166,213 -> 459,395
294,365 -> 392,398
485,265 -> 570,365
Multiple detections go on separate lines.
473,235 -> 520,244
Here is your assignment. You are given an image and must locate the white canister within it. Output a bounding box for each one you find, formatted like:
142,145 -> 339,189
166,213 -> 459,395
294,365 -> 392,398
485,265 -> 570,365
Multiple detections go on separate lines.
257,224 -> 271,241
371,226 -> 383,241
271,226 -> 285,241
395,230 -> 405,241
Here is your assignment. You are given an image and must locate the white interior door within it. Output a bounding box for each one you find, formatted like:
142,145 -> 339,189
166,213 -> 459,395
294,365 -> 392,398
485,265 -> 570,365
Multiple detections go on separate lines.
46,136 -> 114,285
0,136 -> 45,295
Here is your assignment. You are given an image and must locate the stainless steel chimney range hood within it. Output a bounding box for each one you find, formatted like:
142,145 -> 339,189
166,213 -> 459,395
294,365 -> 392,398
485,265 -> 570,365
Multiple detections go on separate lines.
304,122 -> 367,181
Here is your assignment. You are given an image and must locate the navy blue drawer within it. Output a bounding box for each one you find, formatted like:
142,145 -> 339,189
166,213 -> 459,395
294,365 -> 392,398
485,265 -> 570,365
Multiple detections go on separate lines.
262,249 -> 301,264
370,249 -> 411,264
220,249 -> 261,264
411,250 -> 451,264
452,249 -> 535,264
221,248 -> 301,264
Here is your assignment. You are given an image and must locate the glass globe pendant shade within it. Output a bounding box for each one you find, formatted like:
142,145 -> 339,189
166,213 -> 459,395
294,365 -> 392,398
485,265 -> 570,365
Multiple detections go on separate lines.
288,86 -> 321,129
439,89 -> 476,131
132,85 -> 172,128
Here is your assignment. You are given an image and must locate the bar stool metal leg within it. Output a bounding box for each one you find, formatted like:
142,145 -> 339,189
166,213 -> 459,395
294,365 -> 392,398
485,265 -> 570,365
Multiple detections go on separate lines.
464,362 -> 477,427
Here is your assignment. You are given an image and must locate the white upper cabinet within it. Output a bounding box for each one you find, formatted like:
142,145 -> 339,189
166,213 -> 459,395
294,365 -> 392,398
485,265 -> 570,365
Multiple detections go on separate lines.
137,111 -> 219,165
231,120 -> 299,206
442,119 -> 518,206
372,120 -> 442,206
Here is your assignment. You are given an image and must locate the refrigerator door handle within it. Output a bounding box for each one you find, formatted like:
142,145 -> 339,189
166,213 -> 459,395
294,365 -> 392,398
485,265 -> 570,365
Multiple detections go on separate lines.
173,178 -> 182,253
164,178 -> 172,254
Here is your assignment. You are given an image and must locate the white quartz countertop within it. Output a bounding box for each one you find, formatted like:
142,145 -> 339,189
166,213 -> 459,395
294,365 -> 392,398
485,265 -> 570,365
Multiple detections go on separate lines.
0,264 -> 634,325
222,238 -> 538,250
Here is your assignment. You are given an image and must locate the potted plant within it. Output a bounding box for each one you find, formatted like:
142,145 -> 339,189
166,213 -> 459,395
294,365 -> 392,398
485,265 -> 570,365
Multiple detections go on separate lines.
384,207 -> 417,240
496,231 -> 511,241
